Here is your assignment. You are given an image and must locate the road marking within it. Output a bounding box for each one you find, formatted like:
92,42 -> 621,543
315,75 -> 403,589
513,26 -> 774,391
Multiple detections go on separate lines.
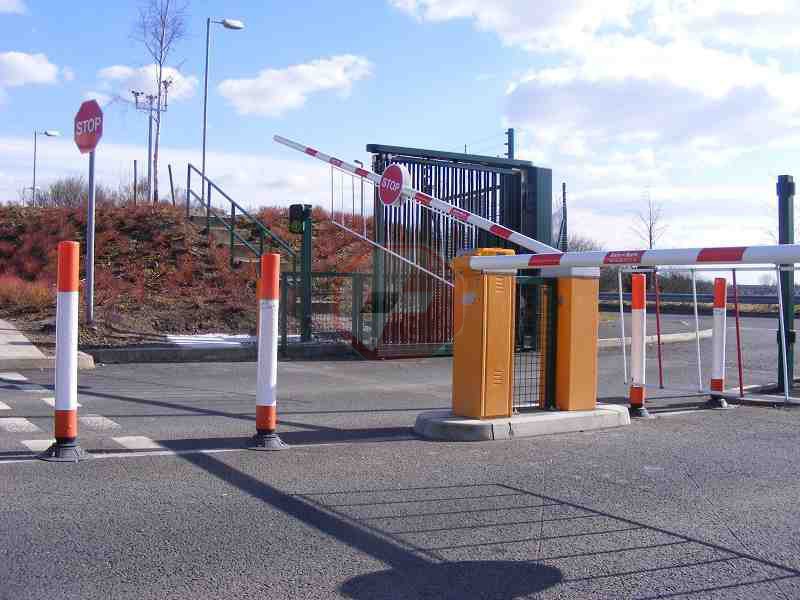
42,397 -> 82,408
112,436 -> 164,450
0,401 -> 10,410
0,372 -> 27,382
0,417 -> 41,433
80,414 -> 120,431
21,439 -> 54,453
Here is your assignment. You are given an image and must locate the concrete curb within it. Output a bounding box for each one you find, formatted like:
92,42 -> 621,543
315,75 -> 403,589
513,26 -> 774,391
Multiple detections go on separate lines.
0,351 -> 95,371
414,404 -> 630,442
598,328 -> 712,349
84,342 -> 358,364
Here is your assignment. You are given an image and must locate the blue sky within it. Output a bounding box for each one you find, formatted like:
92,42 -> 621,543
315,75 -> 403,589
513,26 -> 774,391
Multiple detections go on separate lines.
3,0 -> 800,257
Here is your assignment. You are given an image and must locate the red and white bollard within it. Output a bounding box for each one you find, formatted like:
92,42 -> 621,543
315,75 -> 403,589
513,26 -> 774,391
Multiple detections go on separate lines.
251,253 -> 287,450
629,273 -> 651,418
708,277 -> 730,408
40,241 -> 89,462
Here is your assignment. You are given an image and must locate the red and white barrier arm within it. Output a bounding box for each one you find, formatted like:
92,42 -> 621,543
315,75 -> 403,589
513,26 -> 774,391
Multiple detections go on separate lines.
273,134 -> 561,255
710,277 -> 727,395
469,244 -> 800,270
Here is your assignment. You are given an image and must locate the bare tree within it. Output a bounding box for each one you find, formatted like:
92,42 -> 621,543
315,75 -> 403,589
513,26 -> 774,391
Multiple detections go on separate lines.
136,0 -> 187,204
631,191 -> 667,249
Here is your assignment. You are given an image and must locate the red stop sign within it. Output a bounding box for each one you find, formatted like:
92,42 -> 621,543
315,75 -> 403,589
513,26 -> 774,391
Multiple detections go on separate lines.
74,100 -> 103,154
379,163 -> 410,207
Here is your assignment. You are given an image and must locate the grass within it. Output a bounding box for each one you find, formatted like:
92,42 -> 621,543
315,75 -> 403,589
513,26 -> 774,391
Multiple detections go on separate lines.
0,275 -> 53,310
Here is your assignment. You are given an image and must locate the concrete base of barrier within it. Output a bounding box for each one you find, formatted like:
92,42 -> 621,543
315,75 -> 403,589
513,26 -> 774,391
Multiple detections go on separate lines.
414,404 -> 630,442
0,351 -> 95,371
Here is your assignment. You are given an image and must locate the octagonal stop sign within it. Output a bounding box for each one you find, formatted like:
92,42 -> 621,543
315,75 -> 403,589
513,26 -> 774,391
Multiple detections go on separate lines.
74,100 -> 103,154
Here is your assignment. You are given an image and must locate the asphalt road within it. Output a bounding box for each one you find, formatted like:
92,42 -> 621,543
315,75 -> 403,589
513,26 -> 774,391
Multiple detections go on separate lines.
2,313 -> 800,599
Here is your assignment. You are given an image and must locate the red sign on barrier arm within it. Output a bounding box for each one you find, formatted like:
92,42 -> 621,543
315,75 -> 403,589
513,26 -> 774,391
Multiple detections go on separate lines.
74,100 -> 103,154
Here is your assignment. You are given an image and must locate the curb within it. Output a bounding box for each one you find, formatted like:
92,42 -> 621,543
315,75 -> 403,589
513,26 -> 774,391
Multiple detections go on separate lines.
414,405 -> 630,442
83,342 -> 358,364
598,328 -> 712,349
0,351 -> 95,371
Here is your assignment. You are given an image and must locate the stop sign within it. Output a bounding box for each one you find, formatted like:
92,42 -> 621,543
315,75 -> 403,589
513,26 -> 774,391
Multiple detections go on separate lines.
379,163 -> 410,207
74,100 -> 103,154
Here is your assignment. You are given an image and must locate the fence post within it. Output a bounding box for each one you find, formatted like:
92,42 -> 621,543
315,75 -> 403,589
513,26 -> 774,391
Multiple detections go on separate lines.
301,206 -> 313,342
40,242 -> 89,462
351,274 -> 363,347
777,175 -> 795,392
251,253 -> 287,450
629,273 -> 651,418
708,277 -> 730,408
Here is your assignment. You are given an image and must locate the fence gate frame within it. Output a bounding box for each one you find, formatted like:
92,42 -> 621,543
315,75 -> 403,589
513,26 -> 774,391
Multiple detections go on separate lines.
367,142 -> 554,357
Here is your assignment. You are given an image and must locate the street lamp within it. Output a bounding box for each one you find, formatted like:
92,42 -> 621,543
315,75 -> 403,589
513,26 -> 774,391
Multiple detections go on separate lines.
32,129 -> 60,206
201,16 -> 244,203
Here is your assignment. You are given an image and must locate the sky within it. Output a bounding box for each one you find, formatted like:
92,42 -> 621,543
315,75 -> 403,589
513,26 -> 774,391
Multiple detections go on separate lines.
2,0 -> 800,257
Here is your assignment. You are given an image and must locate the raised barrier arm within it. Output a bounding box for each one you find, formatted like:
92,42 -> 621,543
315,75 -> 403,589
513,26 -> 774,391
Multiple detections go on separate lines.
273,134 -> 561,255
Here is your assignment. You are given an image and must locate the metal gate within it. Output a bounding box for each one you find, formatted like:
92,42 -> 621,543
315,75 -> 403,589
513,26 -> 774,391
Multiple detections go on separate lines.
514,276 -> 557,411
368,143 -> 553,357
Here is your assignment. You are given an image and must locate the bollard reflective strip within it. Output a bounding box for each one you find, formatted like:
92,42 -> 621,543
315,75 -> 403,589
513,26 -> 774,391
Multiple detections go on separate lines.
710,277 -> 727,393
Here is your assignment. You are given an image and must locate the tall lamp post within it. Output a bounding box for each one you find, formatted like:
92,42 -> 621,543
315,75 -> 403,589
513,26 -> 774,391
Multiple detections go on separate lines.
201,17 -> 244,204
33,129 -> 60,205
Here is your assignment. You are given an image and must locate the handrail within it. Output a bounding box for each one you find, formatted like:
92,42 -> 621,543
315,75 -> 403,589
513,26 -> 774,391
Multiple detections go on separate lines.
187,163 -> 296,258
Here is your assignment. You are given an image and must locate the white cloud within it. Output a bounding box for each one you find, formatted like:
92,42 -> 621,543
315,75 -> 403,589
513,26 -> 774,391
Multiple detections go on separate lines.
0,52 -> 59,87
0,0 -> 26,14
61,67 -> 75,82
97,64 -> 197,103
218,54 -> 372,117
84,91 -> 112,107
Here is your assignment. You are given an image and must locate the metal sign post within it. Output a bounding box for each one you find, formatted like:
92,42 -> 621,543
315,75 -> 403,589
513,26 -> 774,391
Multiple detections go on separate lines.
74,99 -> 104,324
777,174 -> 795,392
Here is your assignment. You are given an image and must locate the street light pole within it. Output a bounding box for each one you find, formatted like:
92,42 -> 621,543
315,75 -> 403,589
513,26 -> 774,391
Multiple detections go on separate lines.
201,17 -> 244,205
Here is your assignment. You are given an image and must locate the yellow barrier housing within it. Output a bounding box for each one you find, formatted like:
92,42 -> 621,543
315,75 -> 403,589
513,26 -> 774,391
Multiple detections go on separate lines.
451,249 -> 516,419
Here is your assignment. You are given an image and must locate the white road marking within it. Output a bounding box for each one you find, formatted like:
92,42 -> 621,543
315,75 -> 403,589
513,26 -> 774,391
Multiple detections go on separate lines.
0,401 -> 10,410
0,417 -> 41,433
21,439 -> 54,453
41,397 -> 82,407
0,372 -> 27,382
112,436 -> 164,450
79,414 -> 120,431
18,384 -> 50,393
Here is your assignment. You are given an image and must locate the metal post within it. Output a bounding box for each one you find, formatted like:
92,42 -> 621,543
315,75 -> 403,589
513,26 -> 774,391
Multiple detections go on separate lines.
185,165 -> 191,218
133,159 -> 138,205
168,164 -> 175,206
32,131 -> 37,206
732,269 -> 745,398
654,269 -> 664,388
147,112 -> 153,203
505,128 -> 515,160
776,266 -> 791,405
777,175 -> 795,392
301,205 -> 313,342
230,203 -> 235,268
691,269 -> 703,392
206,181 -> 211,232
201,17 -> 211,205
86,150 -> 96,324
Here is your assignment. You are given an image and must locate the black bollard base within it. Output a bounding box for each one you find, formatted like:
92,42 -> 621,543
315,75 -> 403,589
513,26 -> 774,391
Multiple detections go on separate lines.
38,441 -> 91,463
249,432 -> 289,451
629,406 -> 654,419
706,396 -> 731,410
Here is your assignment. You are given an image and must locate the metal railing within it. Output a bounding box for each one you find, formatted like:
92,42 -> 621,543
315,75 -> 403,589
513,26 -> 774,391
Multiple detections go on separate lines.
186,164 -> 297,269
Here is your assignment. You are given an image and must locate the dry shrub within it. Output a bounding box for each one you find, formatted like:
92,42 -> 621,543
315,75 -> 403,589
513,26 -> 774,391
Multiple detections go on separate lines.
0,275 -> 54,309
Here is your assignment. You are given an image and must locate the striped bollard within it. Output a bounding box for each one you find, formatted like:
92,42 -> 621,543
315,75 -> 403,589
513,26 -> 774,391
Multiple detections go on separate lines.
629,273 -> 651,418
708,277 -> 730,409
40,241 -> 89,462
250,253 -> 287,450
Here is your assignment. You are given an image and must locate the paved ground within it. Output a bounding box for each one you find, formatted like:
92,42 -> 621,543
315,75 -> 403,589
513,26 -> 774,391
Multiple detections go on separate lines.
2,313 -> 800,599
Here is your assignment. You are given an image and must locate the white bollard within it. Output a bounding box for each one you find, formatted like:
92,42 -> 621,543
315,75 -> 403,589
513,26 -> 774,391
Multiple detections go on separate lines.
251,253 -> 287,450
40,241 -> 88,462
709,277 -> 730,408
629,273 -> 650,418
